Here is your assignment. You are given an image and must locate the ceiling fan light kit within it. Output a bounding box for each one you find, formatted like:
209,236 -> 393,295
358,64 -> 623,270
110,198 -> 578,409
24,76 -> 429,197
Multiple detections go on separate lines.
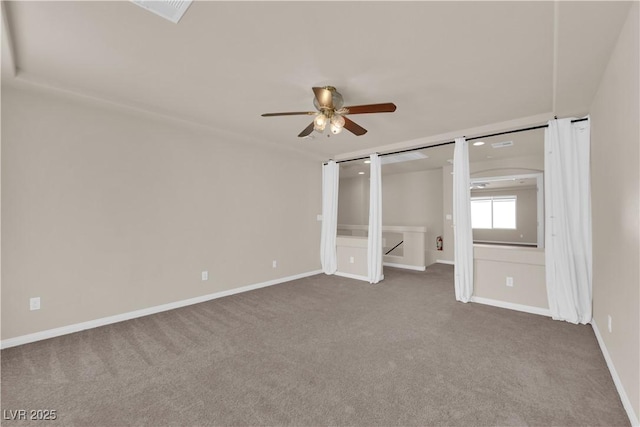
313,113 -> 328,132
261,86 -> 396,138
330,114 -> 346,134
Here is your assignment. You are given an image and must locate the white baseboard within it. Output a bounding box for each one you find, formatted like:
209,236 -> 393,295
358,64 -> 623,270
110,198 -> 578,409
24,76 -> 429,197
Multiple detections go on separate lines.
334,271 -> 369,282
470,296 -> 551,317
592,320 -> 639,427
436,259 -> 454,265
473,240 -> 537,246
383,262 -> 426,271
0,270 -> 322,350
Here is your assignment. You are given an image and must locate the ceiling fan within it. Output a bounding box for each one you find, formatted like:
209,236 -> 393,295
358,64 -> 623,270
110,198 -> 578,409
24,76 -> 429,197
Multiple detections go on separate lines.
261,86 -> 397,138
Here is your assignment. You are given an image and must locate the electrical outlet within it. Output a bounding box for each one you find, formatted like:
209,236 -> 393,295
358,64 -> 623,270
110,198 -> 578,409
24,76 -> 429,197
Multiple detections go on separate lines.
201,271 -> 208,281
30,297 -> 41,311
607,315 -> 612,333
316,214 -> 323,221
349,256 -> 355,264
272,260 -> 277,269
506,276 -> 514,287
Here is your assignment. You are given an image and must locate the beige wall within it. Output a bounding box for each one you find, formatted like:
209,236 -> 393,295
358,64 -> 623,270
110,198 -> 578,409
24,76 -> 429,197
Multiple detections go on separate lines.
474,245 -> 547,310
1,84 -> 322,340
383,169 -> 443,266
336,236 -> 368,279
338,169 -> 443,266
337,175 -> 369,225
471,187 -> 538,245
590,2 -> 639,421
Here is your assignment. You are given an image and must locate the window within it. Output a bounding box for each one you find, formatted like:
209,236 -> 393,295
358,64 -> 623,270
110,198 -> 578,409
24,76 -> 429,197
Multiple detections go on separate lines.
471,196 -> 516,229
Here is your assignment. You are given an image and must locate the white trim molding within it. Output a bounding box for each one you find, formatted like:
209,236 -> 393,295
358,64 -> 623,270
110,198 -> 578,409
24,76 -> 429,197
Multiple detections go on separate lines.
592,320 -> 639,427
383,262 -> 426,271
436,259 -> 455,265
334,271 -> 371,282
470,296 -> 551,317
334,113 -> 554,163
1,270 -> 322,350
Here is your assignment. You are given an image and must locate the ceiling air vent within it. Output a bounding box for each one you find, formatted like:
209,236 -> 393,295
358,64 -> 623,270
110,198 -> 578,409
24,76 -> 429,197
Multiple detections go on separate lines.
491,140 -> 513,148
470,182 -> 490,189
381,151 -> 428,165
131,0 -> 193,23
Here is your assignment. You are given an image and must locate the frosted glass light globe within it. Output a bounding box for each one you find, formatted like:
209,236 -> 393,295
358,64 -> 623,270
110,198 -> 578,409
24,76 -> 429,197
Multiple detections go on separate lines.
331,114 -> 345,128
314,114 -> 327,131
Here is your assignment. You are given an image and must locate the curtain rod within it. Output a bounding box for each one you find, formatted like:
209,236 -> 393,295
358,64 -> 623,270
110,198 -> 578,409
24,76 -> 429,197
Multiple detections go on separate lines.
328,117 -> 588,165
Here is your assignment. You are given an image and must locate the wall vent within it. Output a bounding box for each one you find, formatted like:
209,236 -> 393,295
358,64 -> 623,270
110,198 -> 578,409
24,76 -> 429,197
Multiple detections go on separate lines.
131,0 -> 193,23
491,140 -> 514,148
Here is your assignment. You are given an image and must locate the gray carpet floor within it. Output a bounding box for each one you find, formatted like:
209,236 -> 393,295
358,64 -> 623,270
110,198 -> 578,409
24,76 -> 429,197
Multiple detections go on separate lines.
1,264 -> 629,426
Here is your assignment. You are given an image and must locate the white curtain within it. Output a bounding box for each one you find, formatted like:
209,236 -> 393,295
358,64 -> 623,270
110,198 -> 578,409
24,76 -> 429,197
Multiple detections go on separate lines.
320,160 -> 339,275
544,117 -> 592,324
367,153 -> 383,284
453,137 -> 473,302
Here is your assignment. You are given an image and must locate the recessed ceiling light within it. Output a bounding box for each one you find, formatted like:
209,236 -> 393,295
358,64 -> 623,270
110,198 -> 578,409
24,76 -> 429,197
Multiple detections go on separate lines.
473,141 -> 485,146
364,160 -> 371,164
358,171 -> 365,175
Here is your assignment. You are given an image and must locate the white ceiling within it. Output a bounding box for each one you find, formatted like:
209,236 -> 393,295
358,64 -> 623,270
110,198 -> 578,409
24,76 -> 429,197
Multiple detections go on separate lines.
1,1 -> 632,160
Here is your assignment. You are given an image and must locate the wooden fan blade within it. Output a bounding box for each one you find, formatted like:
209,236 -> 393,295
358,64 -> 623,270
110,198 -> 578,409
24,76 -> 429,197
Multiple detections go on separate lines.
312,87 -> 334,109
343,117 -> 367,136
261,111 -> 315,117
344,103 -> 397,115
298,122 -> 315,138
